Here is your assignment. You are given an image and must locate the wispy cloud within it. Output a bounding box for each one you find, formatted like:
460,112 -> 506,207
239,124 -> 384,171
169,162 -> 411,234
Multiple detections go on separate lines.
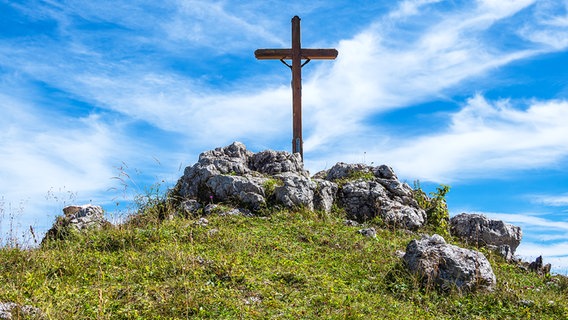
531,193 -> 568,207
164,1 -> 289,51
375,96 -> 568,181
301,0 -> 568,180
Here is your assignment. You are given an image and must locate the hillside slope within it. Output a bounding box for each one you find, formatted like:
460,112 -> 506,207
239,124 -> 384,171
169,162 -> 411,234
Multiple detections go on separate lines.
1,206 -> 567,319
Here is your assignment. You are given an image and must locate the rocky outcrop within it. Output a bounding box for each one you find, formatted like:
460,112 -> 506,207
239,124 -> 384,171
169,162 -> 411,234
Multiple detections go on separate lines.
328,162 -> 426,229
403,234 -> 496,292
41,204 -> 110,244
450,213 -> 522,261
173,142 -> 426,229
175,142 -> 314,211
518,256 -> 552,276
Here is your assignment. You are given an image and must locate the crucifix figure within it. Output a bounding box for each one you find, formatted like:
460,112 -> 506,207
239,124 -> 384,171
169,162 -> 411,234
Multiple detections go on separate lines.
255,16 -> 338,159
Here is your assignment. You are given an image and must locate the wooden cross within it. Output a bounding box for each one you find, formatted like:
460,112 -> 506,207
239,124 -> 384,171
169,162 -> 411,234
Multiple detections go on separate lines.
255,16 -> 338,159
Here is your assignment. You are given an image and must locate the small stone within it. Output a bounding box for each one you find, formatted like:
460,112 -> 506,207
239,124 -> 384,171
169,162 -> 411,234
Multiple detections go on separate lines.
344,219 -> 360,226
520,299 -> 534,307
358,227 -> 377,238
395,250 -> 406,259
203,204 -> 219,216
181,200 -> 202,215
244,296 -> 262,305
195,218 -> 209,227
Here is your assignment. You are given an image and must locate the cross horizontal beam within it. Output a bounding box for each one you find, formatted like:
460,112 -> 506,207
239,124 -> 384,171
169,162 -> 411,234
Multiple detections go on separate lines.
255,48 -> 338,60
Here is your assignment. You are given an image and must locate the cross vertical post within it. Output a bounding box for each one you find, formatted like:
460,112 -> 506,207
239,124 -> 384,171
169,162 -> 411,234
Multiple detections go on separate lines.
291,16 -> 302,157
255,16 -> 338,160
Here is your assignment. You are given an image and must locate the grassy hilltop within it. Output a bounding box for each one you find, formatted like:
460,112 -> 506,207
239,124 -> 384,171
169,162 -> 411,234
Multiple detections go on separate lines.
1,192 -> 568,319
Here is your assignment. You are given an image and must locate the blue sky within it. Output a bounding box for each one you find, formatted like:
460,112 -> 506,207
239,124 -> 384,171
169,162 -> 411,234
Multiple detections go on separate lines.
1,0 -> 568,272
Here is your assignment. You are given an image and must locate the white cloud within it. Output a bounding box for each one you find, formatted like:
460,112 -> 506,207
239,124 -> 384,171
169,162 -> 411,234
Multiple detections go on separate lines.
480,212 -> 568,232
0,91 -> 148,231
388,0 -> 443,20
301,0 -> 555,167
532,193 -> 568,207
369,96 -> 568,181
164,0 -> 288,50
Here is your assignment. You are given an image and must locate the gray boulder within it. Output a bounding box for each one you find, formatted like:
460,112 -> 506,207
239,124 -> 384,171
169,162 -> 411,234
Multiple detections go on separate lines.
206,174 -> 268,210
313,179 -> 338,212
251,150 -> 307,176
320,162 -> 425,229
339,180 -> 387,221
42,204 -> 110,244
196,141 -> 253,175
273,173 -> 317,210
325,162 -> 370,181
339,179 -> 425,229
373,164 -> 397,179
176,142 -> 253,201
403,234 -> 496,292
180,199 -> 202,216
450,213 -> 522,259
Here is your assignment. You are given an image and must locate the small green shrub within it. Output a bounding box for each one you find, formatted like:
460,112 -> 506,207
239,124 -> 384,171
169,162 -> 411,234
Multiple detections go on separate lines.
413,181 -> 450,237
262,178 -> 283,198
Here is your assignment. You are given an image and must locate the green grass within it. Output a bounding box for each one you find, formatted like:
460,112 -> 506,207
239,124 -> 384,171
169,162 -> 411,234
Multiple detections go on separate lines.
1,206 -> 567,319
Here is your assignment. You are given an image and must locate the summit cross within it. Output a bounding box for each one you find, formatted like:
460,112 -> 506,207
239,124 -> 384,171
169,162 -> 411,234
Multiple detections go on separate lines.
255,16 -> 338,159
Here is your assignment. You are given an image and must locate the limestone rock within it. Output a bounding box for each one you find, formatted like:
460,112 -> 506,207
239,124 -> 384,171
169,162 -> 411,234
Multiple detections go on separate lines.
42,204 -> 110,244
313,179 -> 338,212
0,302 -> 43,319
180,199 -> 202,216
174,142 -> 320,212
197,141 -> 253,175
358,227 -> 377,238
344,219 -> 360,226
251,150 -> 307,176
526,256 -> 552,276
339,180 -> 425,229
203,204 -> 252,217
195,217 -> 209,226
373,164 -> 397,179
175,142 -> 254,202
450,213 -> 522,259
339,180 -> 387,221
205,174 -> 268,210
273,173 -> 316,210
174,142 -> 425,230
325,162 -> 370,181
403,234 -> 496,292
